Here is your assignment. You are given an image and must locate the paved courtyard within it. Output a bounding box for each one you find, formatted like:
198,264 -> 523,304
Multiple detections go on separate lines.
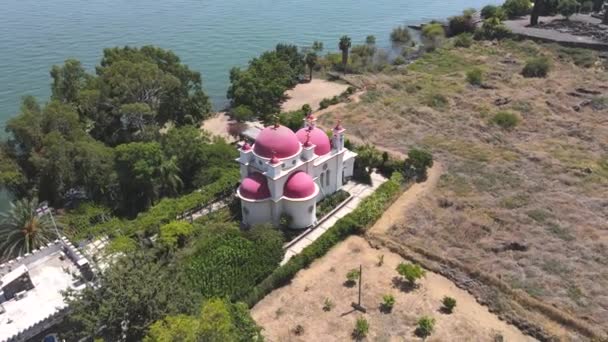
281,172 -> 387,265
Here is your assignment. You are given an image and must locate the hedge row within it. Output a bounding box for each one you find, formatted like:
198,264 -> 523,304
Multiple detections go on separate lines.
89,169 -> 240,238
243,172 -> 405,306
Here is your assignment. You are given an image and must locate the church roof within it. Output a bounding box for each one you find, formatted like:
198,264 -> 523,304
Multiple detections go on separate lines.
239,172 -> 271,200
283,171 -> 316,199
253,124 -> 301,159
296,126 -> 331,156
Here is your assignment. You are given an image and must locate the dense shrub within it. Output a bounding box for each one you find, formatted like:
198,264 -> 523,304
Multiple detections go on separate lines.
580,1 -> 594,13
390,26 -> 412,44
448,9 -> 476,36
185,225 -> 283,301
90,170 -> 239,237
381,294 -> 396,312
491,111 -> 520,129
396,262 -> 426,285
353,317 -> 369,339
316,190 -> 350,218
454,33 -> 474,48
404,149 -> 434,182
466,68 -> 484,86
442,296 -> 457,313
159,221 -> 194,249
474,17 -> 513,40
502,0 -> 532,18
59,203 -> 112,240
243,172 -> 404,307
422,23 -> 446,51
557,0 -> 580,19
481,5 -> 507,20
319,96 -> 340,109
416,316 -> 436,338
522,56 -> 551,77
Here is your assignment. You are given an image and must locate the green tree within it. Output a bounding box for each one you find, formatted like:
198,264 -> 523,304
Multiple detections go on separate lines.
64,252 -> 200,341
403,149 -> 433,181
50,59 -> 89,104
503,0 -> 532,18
114,142 -> 164,215
416,316 -> 436,338
557,0 -> 580,19
158,156 -> 183,197
530,0 -> 544,25
305,52 -> 318,80
352,317 -> 369,340
442,296 -> 457,313
159,221 -> 194,249
145,314 -> 200,342
0,198 -> 56,261
365,35 -> 376,45
231,105 -> 255,122
396,262 -> 426,286
312,40 -> 324,52
339,35 -> 352,71
161,125 -> 211,189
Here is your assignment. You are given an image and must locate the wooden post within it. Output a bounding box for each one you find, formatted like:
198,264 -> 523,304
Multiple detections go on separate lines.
351,264 -> 366,313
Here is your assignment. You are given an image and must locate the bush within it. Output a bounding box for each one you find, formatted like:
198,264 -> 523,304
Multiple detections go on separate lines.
556,46 -> 597,67
319,96 -> 340,109
381,294 -> 396,312
481,5 -> 507,20
323,298 -> 334,312
522,56 -> 551,77
442,296 -> 457,313
243,172 -> 404,307
448,11 -> 476,36
393,56 -> 407,65
390,26 -> 412,44
416,316 -> 436,338
491,111 -> 520,129
159,221 -> 194,249
396,263 -> 426,285
557,0 -> 580,19
466,68 -> 483,86
454,33 -> 473,48
580,1 -> 594,13
474,17 -> 513,40
316,190 -> 350,219
352,317 -> 369,339
231,105 -> 254,122
502,0 -> 532,18
404,149 -> 434,182
346,268 -> 361,285
422,23 -> 446,51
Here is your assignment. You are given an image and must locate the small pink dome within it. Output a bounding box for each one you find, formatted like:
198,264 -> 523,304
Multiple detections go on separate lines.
283,171 -> 316,199
253,125 -> 301,159
296,127 -> 331,156
239,172 -> 270,200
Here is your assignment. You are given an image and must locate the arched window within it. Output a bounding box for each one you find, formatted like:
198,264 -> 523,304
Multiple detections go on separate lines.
320,173 -> 324,188
326,169 -> 330,187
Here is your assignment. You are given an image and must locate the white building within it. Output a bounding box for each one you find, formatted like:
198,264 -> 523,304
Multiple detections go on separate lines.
236,116 -> 356,229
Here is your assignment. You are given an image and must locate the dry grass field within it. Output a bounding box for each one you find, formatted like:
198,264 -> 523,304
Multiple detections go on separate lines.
252,236 -> 534,341
316,40 -> 608,337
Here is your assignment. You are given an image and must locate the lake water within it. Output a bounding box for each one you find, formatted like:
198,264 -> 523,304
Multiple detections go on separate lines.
0,0 -> 501,210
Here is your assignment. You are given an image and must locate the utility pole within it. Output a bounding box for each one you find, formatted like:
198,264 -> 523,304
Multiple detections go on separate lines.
351,264 -> 366,313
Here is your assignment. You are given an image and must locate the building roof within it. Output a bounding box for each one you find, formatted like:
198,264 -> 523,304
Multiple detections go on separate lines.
239,172 -> 271,200
253,124 -> 301,159
295,126 -> 331,156
0,239 -> 89,342
284,171 -> 317,199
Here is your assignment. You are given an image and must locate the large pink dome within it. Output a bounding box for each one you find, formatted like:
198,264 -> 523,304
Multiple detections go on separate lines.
296,126 -> 331,156
239,172 -> 270,200
283,171 -> 316,199
253,125 -> 301,159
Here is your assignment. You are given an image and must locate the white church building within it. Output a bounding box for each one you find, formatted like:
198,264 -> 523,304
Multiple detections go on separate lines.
236,116 -> 357,229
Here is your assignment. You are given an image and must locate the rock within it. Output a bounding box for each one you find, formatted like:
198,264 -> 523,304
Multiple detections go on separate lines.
494,97 -> 511,106
576,87 -> 602,95
491,241 -> 529,253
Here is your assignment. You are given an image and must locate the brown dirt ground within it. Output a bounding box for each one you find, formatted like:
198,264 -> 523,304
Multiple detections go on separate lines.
315,39 -> 608,338
282,79 -> 350,112
252,236 -> 535,342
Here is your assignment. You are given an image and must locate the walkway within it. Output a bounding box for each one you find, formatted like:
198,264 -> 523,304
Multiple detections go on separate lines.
280,172 -> 387,265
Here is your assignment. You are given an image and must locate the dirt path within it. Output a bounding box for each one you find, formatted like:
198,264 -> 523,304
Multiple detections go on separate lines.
252,236 -> 535,342
368,162 -> 443,236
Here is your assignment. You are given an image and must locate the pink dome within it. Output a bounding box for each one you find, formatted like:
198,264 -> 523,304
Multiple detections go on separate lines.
239,172 -> 270,200
283,171 -> 316,199
296,127 -> 331,156
253,125 -> 301,159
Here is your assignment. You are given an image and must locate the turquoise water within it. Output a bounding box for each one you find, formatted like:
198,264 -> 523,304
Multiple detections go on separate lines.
0,0 -> 501,210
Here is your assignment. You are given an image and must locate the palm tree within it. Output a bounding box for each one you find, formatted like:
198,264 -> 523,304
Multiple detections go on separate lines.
158,156 -> 183,197
339,35 -> 352,72
0,198 -> 56,260
305,52 -> 318,81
